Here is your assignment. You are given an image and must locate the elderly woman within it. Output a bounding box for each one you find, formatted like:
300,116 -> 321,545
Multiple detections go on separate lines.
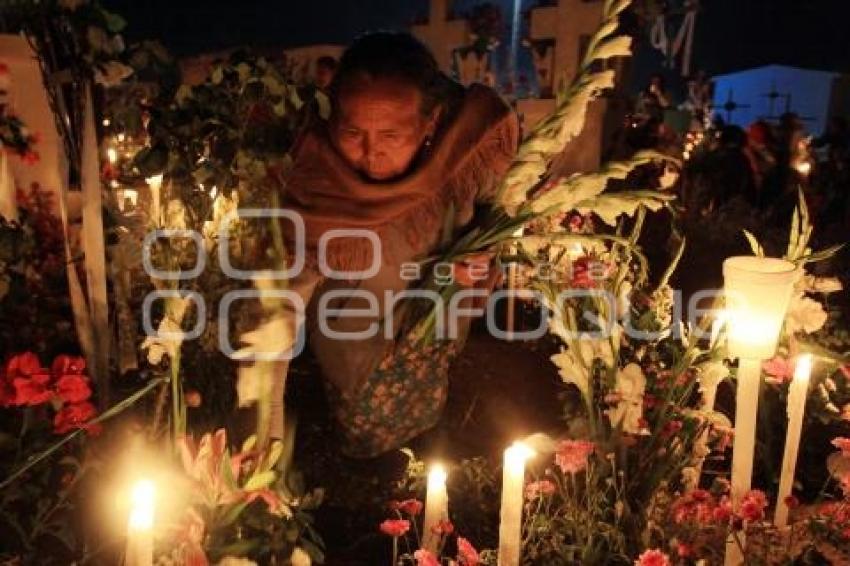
250,32 -> 518,457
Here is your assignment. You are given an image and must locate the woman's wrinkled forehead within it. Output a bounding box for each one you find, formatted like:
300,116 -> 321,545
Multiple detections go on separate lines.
333,74 -> 426,118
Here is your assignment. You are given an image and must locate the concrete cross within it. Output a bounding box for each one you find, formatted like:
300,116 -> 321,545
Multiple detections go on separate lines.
412,0 -> 469,73
528,0 -> 605,93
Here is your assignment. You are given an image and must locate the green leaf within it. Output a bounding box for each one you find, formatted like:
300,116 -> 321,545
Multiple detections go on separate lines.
743,230 -> 764,257
265,440 -> 283,471
262,74 -> 285,96
587,36 -> 632,66
243,470 -> 276,491
211,67 -> 224,85
241,435 -> 257,454
299,538 -> 326,563
236,62 -> 252,83
175,84 -> 193,105
103,11 -> 128,33
133,144 -> 168,177
315,91 -> 331,120
289,88 -> 304,111
217,500 -> 250,527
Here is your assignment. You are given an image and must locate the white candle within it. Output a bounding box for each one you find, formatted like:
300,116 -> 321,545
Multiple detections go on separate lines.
722,257 -> 798,566
125,479 -> 155,566
421,463 -> 448,553
146,174 -> 163,227
774,354 -> 812,528
498,442 -> 534,566
0,152 -> 18,222
107,147 -> 118,165
725,358 -> 761,566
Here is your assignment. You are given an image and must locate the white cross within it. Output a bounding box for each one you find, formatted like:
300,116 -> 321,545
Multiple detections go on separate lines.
529,0 -> 605,89
411,0 -> 469,72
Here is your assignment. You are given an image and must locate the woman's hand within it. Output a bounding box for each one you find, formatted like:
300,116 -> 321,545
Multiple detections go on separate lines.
452,252 -> 503,311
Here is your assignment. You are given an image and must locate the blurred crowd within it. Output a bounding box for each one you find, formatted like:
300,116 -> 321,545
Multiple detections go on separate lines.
626,72 -> 850,248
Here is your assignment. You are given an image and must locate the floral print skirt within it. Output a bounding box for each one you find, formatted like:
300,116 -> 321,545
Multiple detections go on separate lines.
327,339 -> 459,458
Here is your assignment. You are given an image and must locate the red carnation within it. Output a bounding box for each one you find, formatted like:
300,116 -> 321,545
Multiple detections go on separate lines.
5,352 -> 44,378
51,355 -> 86,376
737,489 -> 768,522
54,374 -> 92,403
53,401 -> 97,434
11,372 -> 52,405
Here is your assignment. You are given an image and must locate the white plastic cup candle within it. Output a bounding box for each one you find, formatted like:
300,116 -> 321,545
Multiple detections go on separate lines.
775,354 -> 813,527
722,257 -> 798,361
125,479 -> 155,566
722,256 -> 798,566
422,463 -> 448,552
498,441 -> 534,566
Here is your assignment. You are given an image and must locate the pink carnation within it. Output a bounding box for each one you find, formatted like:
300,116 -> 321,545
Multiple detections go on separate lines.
737,490 -> 768,522
525,479 -> 556,500
414,549 -> 439,566
379,519 -> 410,537
396,498 -> 424,516
832,437 -> 850,456
762,356 -> 794,383
457,536 -> 480,566
554,439 -> 595,474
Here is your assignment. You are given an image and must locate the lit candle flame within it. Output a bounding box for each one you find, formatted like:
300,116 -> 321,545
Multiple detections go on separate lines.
107,147 -> 118,165
128,479 -> 155,531
428,463 -> 447,487
794,354 -> 812,385
505,441 -> 534,470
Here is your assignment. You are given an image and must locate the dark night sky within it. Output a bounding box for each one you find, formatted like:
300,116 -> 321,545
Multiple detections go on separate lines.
104,0 -> 850,76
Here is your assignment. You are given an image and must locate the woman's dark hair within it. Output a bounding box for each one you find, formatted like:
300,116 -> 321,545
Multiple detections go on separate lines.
330,31 -> 456,117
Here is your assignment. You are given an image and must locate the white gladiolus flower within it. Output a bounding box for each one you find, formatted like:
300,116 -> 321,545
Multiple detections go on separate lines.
785,294 -> 828,334
605,363 -> 648,435
551,348 -> 590,401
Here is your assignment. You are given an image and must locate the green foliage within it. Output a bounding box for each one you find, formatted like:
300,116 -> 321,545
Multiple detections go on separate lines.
135,52 -> 315,206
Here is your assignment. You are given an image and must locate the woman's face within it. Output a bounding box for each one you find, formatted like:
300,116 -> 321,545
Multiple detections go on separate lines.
332,78 -> 438,181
